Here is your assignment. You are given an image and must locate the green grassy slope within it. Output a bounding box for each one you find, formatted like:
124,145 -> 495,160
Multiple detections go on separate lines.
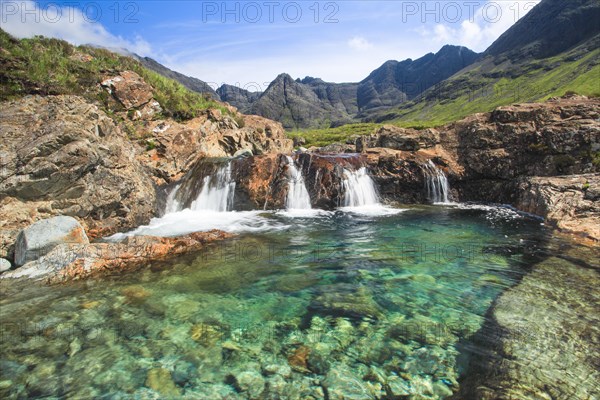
0,29 -> 228,120
386,46 -> 600,126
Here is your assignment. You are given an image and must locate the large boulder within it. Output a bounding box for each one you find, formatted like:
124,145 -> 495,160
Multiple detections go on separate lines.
101,70 -> 154,109
367,125 -> 439,151
515,174 -> 600,242
456,256 -> 600,399
15,216 -> 88,266
455,97 -> 600,180
101,71 -> 162,120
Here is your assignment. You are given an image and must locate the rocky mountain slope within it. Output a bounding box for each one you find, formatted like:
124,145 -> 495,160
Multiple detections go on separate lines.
218,46 -> 478,129
216,84 -> 260,112
373,0 -> 600,125
357,45 -> 478,113
136,56 -> 220,100
246,73 -> 357,129
486,0 -> 600,59
113,0 -> 597,132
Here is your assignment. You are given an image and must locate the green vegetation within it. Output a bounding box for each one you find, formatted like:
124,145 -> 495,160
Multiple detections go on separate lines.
385,48 -> 600,126
592,151 -> 600,168
0,29 -> 228,120
288,123 -> 382,147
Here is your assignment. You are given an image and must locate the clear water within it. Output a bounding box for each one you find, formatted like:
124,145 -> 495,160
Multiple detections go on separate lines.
0,206 -> 551,399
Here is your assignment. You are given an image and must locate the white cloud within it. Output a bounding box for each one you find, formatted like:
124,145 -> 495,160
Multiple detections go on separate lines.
0,1 -> 152,55
348,36 -> 373,51
421,0 -> 541,51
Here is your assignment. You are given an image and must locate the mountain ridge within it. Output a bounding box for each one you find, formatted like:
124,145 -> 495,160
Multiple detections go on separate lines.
218,45 -> 479,129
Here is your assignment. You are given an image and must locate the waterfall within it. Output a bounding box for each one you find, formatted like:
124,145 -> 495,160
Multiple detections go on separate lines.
190,162 -> 236,211
285,156 -> 312,210
164,184 -> 181,214
423,161 -> 450,204
165,162 -> 236,213
342,167 -> 379,207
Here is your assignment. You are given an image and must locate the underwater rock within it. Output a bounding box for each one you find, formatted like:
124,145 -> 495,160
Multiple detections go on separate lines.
432,380 -> 453,397
172,360 -> 195,386
477,274 -> 504,285
309,286 -> 383,321
265,374 -> 287,397
384,375 -> 410,397
322,364 -> 373,400
190,323 -> 223,344
145,368 -> 181,397
456,256 -> 600,399
262,363 -> 292,378
0,380 -> 12,390
287,345 -> 311,372
80,300 -> 101,309
228,370 -> 265,398
306,348 -> 330,375
121,285 -> 151,304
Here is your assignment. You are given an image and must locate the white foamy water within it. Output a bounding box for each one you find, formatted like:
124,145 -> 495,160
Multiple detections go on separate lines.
423,161 -> 450,204
189,162 -> 236,212
285,156 -> 312,210
338,204 -> 405,216
109,162 -> 404,240
109,209 -> 290,240
342,167 -> 379,207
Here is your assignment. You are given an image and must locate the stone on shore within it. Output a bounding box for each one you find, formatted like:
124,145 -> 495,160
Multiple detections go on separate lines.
14,216 -> 88,266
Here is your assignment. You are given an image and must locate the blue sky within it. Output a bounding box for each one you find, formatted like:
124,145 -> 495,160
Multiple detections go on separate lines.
1,1 -> 540,91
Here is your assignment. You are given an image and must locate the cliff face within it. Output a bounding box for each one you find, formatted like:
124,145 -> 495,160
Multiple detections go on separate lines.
216,84 -> 261,113
0,95 -> 156,259
0,68 -> 292,259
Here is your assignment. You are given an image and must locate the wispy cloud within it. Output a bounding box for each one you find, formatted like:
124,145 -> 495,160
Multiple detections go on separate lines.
419,0 -> 541,51
348,36 -> 373,51
1,0 -> 152,55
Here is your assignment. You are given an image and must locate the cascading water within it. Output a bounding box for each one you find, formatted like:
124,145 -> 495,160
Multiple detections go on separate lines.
165,162 -> 236,213
285,156 -> 312,210
342,167 -> 379,207
190,162 -> 236,211
423,160 -> 450,204
164,184 -> 181,214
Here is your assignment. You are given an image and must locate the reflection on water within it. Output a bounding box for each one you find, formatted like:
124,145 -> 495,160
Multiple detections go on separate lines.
0,206 -> 561,399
